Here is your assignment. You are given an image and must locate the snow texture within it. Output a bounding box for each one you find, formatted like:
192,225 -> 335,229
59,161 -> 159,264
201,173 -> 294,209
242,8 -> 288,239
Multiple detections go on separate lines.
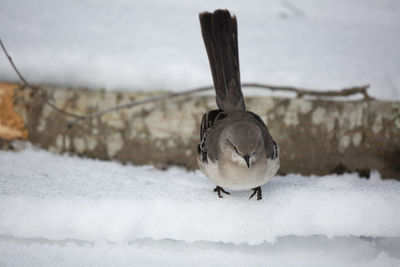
1,237 -> 400,267
0,0 -> 400,100
0,147 -> 400,266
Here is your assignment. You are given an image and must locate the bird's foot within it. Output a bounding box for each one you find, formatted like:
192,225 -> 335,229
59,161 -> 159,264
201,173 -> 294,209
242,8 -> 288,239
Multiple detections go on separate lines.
213,186 -> 230,198
249,186 -> 262,200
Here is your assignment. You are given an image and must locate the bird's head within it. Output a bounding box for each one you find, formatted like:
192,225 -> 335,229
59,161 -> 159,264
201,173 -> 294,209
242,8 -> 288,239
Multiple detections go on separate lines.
221,121 -> 264,167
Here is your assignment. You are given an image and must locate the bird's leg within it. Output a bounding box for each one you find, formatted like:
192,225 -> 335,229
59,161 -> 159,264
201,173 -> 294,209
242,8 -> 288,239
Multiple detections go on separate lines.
249,187 -> 263,200
213,186 -> 230,198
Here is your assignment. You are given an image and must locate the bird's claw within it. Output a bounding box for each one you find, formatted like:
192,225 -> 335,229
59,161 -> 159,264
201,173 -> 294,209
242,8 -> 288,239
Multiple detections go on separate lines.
214,186 -> 230,198
249,186 -> 262,200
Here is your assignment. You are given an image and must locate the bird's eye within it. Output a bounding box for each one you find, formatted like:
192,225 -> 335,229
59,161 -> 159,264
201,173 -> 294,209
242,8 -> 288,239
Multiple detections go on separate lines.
227,140 -> 240,155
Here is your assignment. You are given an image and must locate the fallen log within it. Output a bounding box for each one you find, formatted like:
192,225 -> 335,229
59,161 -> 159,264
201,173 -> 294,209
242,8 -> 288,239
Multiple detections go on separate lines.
1,82 -> 399,179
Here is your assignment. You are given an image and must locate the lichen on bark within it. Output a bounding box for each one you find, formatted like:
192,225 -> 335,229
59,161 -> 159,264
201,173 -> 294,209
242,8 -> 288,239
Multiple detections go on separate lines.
1,83 -> 399,180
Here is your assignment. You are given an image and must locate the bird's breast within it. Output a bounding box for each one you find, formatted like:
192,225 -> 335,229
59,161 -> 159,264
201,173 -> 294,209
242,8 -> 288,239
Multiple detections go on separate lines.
198,154 -> 279,191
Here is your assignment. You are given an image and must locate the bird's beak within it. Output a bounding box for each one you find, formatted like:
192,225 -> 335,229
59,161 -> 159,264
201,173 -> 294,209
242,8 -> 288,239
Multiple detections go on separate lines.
244,155 -> 250,168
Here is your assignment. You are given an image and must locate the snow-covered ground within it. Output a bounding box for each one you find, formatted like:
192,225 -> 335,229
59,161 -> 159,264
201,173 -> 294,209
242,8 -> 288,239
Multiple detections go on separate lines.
1,1 -> 400,265
1,0 -> 400,100
0,147 -> 399,266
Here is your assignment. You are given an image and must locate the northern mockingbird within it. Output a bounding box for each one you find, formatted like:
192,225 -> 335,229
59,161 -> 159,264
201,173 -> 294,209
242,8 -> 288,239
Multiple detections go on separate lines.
197,9 -> 280,200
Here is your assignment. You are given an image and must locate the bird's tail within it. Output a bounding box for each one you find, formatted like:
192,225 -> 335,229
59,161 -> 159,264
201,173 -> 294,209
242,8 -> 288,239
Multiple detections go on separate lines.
199,9 -> 245,112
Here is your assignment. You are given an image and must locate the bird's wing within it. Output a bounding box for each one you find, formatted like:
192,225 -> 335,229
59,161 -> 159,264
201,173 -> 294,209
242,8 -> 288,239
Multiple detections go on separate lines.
246,111 -> 279,160
198,109 -> 227,162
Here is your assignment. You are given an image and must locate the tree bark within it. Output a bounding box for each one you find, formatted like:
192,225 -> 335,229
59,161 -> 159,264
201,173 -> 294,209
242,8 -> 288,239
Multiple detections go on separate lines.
1,82 -> 400,179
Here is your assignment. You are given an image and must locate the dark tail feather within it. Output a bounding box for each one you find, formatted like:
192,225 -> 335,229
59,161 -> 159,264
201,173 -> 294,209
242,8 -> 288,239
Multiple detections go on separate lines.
199,9 -> 245,112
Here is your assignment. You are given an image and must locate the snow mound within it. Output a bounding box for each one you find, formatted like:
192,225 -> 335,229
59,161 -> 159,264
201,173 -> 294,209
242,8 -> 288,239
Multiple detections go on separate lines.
1,0 -> 400,99
1,236 -> 399,267
0,148 -> 399,245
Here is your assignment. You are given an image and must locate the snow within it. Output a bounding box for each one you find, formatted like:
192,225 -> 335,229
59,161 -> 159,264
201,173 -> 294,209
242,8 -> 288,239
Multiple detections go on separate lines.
1,0 -> 400,100
1,237 -> 399,267
1,1 -> 400,265
0,147 -> 400,266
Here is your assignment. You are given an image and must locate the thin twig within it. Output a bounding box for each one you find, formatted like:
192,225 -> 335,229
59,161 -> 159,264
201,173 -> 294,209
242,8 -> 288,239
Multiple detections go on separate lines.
0,39 -> 29,86
0,38 -> 83,119
67,86 -> 214,128
1,38 -> 372,129
243,83 -> 372,99
67,83 -> 371,128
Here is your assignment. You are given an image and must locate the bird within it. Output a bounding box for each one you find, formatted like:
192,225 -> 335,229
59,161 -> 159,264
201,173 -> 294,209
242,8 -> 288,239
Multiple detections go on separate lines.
197,9 -> 280,200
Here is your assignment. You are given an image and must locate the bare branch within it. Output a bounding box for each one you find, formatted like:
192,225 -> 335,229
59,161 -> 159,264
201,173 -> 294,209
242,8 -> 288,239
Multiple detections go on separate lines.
243,83 -> 372,99
31,86 -> 84,119
1,38 -> 373,129
0,39 -> 29,86
67,85 -> 214,128
67,83 -> 371,128
0,38 -> 84,120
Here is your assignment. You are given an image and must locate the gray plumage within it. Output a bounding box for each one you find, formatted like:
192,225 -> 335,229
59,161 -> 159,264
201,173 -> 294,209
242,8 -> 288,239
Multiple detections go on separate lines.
197,10 -> 280,200
199,10 -> 245,112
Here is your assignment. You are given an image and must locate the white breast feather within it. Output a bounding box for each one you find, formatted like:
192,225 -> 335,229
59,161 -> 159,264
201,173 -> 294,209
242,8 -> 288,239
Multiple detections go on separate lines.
198,153 -> 280,191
